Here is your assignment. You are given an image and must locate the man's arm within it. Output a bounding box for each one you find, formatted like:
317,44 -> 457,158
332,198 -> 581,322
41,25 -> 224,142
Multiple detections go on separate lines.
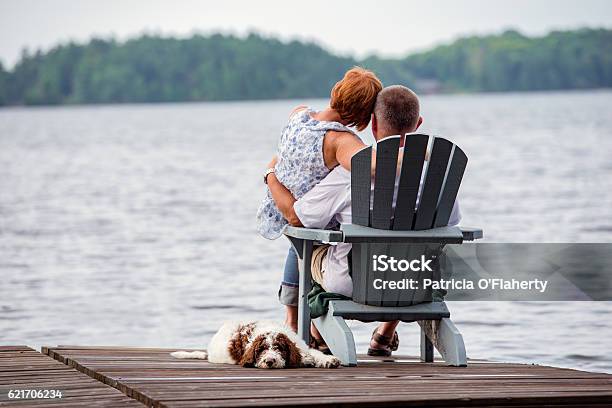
266,173 -> 303,227
267,164 -> 350,230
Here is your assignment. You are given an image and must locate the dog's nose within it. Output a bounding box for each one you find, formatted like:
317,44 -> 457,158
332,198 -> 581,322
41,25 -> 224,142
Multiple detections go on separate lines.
265,359 -> 274,367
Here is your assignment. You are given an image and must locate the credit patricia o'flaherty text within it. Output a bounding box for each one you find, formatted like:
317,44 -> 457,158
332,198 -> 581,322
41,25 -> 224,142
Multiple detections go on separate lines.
372,278 -> 549,293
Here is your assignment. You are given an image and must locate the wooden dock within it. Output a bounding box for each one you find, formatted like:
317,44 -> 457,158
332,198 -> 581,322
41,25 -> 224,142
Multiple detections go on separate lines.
0,346 -> 142,407
25,345 -> 612,407
2,345 -> 611,407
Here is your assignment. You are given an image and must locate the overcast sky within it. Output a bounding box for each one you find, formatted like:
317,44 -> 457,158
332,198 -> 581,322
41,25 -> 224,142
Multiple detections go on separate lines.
1,0 -> 611,67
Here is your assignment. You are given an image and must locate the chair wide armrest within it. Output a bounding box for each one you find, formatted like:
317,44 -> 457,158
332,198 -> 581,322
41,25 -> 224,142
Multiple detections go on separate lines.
340,224 -> 464,244
284,226 -> 344,243
459,226 -> 483,241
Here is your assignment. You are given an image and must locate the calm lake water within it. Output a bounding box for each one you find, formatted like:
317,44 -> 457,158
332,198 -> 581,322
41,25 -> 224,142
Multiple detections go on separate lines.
1,90 -> 611,373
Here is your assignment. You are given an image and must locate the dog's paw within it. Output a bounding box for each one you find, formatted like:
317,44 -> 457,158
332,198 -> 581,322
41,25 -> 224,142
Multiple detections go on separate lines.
300,352 -> 316,367
315,355 -> 341,369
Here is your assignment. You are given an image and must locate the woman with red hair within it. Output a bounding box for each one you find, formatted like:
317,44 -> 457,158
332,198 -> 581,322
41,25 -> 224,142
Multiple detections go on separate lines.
256,67 -> 383,345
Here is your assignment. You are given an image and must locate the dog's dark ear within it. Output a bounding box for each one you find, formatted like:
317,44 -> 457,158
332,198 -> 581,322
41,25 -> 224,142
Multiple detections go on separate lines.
228,332 -> 246,362
240,335 -> 264,367
277,333 -> 302,368
229,323 -> 256,363
239,346 -> 255,367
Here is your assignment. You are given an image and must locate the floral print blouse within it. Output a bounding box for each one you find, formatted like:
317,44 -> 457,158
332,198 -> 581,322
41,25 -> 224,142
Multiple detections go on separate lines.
256,108 -> 355,239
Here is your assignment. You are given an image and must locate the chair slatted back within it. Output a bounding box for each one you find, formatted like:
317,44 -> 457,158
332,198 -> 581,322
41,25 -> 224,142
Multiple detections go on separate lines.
371,137 -> 401,229
348,134 -> 468,306
413,138 -> 453,230
393,134 -> 429,230
350,146 -> 373,226
434,145 -> 468,227
350,134 -> 466,231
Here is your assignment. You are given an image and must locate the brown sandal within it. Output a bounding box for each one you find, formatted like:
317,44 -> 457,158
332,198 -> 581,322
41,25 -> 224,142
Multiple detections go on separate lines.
367,328 -> 399,357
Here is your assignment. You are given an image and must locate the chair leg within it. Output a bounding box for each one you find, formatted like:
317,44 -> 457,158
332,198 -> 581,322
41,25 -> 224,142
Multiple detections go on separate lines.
419,317 -> 467,367
296,240 -> 313,345
437,318 -> 467,366
420,325 -> 434,362
313,311 -> 357,366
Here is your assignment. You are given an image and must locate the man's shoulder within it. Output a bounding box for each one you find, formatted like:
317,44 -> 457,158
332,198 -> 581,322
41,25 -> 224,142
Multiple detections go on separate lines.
316,166 -> 350,188
329,166 -> 351,181
301,166 -> 350,198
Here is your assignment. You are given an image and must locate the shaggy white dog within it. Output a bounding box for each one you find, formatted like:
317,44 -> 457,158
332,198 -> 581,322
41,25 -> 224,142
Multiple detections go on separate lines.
171,320 -> 340,369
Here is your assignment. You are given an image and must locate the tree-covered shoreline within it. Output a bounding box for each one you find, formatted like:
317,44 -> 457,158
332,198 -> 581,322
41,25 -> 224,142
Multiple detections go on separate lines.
0,28 -> 610,106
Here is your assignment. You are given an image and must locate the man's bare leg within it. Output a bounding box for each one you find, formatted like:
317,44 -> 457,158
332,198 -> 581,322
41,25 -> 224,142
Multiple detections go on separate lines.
310,322 -> 322,340
369,321 -> 400,351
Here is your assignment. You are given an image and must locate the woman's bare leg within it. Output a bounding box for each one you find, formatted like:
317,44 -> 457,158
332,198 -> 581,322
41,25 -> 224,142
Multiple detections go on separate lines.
284,305 -> 298,333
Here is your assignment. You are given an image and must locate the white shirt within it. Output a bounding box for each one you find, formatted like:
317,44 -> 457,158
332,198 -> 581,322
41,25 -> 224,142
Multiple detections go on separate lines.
293,166 -> 461,297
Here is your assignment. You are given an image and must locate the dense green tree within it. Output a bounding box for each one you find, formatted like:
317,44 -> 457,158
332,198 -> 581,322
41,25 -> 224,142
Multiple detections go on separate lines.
0,29 -> 610,106
393,29 -> 612,92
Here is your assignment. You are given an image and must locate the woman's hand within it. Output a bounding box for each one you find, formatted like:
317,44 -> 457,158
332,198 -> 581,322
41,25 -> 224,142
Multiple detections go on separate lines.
267,155 -> 278,169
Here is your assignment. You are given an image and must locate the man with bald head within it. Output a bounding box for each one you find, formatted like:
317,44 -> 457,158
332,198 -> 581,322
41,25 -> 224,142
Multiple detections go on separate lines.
266,85 -> 460,356
372,85 -> 423,140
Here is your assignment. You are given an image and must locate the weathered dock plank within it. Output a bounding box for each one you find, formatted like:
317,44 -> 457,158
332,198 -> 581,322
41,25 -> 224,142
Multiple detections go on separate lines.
0,346 -> 143,407
43,346 -> 612,407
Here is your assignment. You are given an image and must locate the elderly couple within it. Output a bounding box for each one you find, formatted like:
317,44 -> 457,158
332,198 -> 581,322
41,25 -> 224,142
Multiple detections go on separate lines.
256,67 -> 460,356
